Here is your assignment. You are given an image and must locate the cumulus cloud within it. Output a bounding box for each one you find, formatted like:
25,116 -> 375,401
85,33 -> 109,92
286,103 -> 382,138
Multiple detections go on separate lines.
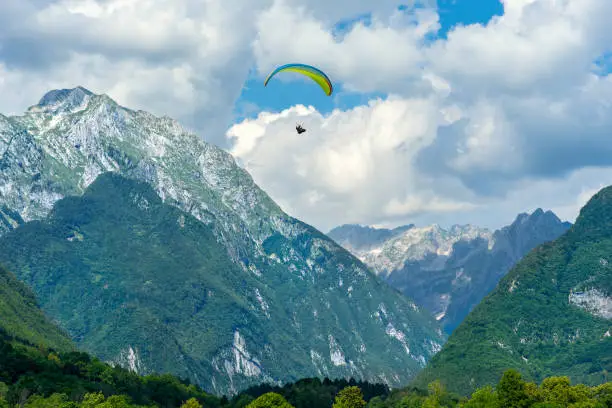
2,0 -> 612,231
227,97 -> 481,230
228,0 -> 612,231
0,0 -> 273,145
253,1 -> 439,95
0,0 -> 437,147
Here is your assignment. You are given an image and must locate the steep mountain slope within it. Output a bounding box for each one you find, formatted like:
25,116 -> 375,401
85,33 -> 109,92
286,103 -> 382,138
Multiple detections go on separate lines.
0,88 -> 445,395
412,186 -> 612,395
0,264 -> 74,351
330,210 -> 570,333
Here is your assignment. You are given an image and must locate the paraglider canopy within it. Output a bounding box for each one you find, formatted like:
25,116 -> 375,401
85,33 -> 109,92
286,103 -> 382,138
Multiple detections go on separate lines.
264,63 -> 333,96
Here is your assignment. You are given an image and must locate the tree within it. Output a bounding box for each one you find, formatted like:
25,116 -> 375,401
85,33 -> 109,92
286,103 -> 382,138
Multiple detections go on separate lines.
23,393 -> 77,407
332,386 -> 366,408
180,398 -> 203,408
524,382 -> 543,405
497,370 -> 530,408
232,394 -> 255,408
540,376 -> 571,405
566,402 -> 600,408
94,395 -> 137,408
0,382 -> 7,408
593,382 -> 612,406
366,396 -> 385,408
81,392 -> 106,408
461,385 -> 500,408
567,384 -> 593,404
246,392 -> 294,408
396,396 -> 423,408
421,380 -> 445,408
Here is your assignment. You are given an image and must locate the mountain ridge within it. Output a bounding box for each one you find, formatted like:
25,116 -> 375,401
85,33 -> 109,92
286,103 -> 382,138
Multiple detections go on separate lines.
328,209 -> 571,333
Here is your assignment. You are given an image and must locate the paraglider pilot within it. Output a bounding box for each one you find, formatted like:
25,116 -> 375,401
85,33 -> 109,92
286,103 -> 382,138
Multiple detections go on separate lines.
263,63 -> 332,136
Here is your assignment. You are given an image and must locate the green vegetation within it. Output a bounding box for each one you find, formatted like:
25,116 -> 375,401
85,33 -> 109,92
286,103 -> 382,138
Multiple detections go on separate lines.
234,378 -> 387,408
0,330 -> 222,407
0,327 -> 392,407
332,386 -> 366,408
0,317 -> 609,408
246,393 -> 294,407
0,172 -> 442,394
371,370 -> 611,408
0,258 -> 390,407
0,173 -> 252,391
412,186 -> 612,395
0,265 -> 73,352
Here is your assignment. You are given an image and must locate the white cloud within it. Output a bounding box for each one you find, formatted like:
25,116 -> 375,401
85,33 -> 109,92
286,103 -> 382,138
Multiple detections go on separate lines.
384,195 -> 477,217
228,0 -> 612,231
284,0 -> 422,25
227,97 -> 483,230
252,1 -> 439,95
0,0 -> 271,145
2,0 -> 612,232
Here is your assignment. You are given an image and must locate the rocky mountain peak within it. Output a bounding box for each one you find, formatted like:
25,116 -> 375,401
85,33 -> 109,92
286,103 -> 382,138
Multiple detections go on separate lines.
29,86 -> 95,114
492,208 -> 571,258
328,208 -> 571,334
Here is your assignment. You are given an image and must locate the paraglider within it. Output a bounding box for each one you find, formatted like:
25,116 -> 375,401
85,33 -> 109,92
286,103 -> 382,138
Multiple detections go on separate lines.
264,63 -> 333,96
264,63 -> 332,134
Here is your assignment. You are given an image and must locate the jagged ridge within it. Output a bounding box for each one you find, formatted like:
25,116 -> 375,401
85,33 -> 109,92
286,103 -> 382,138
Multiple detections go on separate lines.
329,210 -> 571,333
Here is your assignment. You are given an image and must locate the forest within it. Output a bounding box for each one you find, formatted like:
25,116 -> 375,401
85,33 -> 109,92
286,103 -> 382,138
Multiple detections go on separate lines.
1,328 -> 610,408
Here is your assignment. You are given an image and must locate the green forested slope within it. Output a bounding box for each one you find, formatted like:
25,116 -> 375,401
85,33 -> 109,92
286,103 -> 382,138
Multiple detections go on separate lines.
412,186 -> 612,395
0,172 -> 440,394
0,264 -> 73,352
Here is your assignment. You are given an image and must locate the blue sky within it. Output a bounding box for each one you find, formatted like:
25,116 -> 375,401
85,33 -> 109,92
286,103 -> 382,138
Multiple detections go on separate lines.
233,0 -> 505,122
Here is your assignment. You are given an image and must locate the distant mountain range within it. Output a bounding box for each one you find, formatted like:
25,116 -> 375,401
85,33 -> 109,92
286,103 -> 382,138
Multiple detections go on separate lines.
0,87 -> 445,395
413,185 -> 612,395
328,210 -> 571,333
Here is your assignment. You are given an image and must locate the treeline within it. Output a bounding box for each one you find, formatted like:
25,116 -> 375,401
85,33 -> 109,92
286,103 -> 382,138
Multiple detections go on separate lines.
0,330 -> 222,408
230,377 -> 388,407
245,371 -> 612,408
0,330 -> 388,408
370,370 -> 612,408
0,329 -> 610,407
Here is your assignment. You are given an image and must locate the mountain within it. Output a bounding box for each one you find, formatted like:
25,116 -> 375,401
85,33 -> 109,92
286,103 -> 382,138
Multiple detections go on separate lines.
0,264 -> 74,352
0,263 -> 387,408
327,224 -> 414,252
329,210 -> 571,333
411,186 -> 612,395
0,88 -> 445,395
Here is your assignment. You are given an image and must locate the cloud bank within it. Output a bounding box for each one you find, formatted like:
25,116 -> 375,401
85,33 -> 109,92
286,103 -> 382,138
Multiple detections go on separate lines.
229,0 -> 612,231
1,0 -> 611,231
